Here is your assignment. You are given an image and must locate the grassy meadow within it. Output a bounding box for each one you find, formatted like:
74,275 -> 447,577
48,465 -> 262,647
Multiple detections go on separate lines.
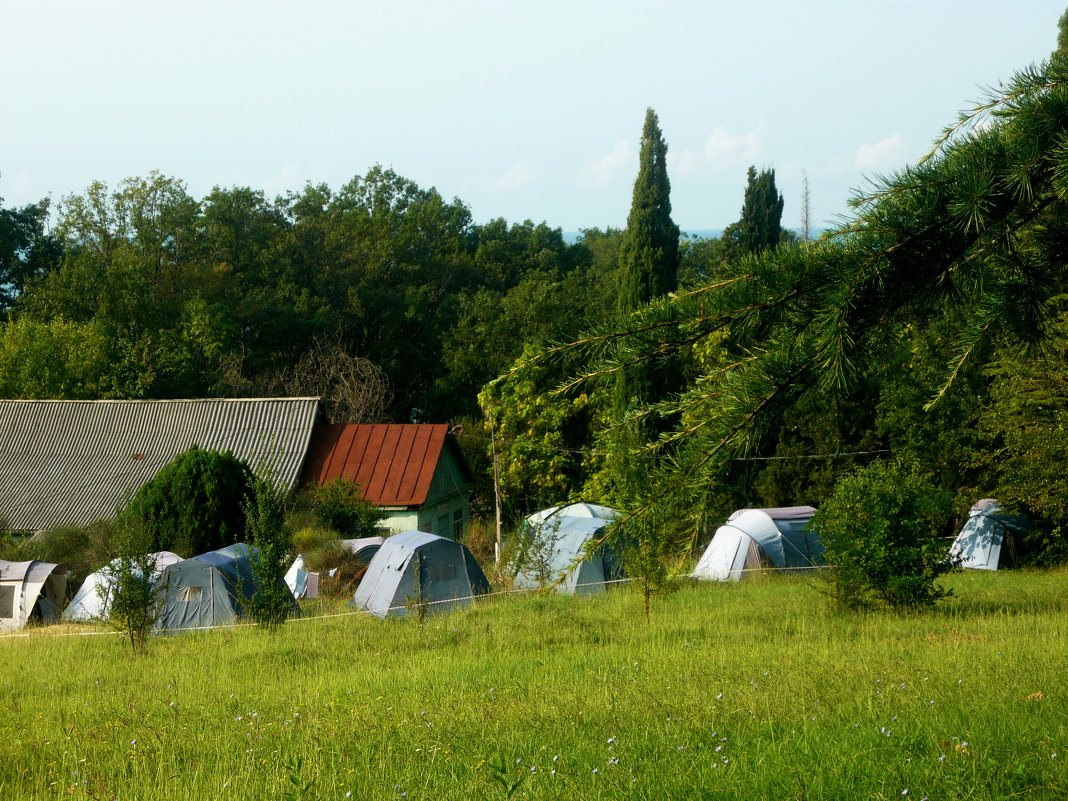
1,570 -> 1066,800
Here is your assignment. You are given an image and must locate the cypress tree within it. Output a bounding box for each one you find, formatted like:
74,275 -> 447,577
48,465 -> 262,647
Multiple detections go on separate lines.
608,108 -> 682,618
614,109 -> 682,422
616,108 -> 680,316
736,166 -> 785,255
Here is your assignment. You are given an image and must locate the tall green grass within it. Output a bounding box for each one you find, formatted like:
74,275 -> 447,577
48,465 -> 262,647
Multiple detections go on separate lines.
0,570 -> 1065,799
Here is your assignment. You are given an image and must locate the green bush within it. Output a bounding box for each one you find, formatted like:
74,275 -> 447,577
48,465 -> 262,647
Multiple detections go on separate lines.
811,458 -> 955,612
306,477 -> 383,539
124,445 -> 252,557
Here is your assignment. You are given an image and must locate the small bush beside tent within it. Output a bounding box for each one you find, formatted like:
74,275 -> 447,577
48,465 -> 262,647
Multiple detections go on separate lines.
950,499 -> 1029,571
64,551 -> 182,622
352,531 -> 489,618
692,506 -> 823,582
513,507 -> 625,595
155,543 -> 297,632
0,560 -> 68,632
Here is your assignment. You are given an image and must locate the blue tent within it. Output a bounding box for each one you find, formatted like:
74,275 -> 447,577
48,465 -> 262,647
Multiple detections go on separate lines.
156,543 -> 298,632
352,531 -> 489,618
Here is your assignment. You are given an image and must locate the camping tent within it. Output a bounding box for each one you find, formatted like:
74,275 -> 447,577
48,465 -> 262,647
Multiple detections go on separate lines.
692,506 -> 823,582
0,559 -> 68,632
63,552 -> 182,622
524,502 -> 619,528
513,510 -> 625,595
949,499 -> 1029,571
155,543 -> 297,632
285,536 -> 384,600
352,531 -> 489,618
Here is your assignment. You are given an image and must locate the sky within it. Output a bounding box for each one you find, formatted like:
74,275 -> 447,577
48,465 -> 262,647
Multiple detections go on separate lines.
2,0 -> 1066,233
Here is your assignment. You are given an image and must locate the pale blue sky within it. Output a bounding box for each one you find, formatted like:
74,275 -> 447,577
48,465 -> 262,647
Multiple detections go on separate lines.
2,0 -> 1065,231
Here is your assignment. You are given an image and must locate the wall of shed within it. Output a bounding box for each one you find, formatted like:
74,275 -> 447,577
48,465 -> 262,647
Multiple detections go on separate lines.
376,448 -> 470,538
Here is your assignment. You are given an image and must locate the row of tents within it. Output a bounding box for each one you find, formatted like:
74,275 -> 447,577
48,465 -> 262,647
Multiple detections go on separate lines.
0,499 -> 1026,633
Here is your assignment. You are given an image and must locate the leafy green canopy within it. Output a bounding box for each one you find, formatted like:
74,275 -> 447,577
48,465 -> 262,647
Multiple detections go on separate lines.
123,445 -> 252,557
551,56 -> 1068,542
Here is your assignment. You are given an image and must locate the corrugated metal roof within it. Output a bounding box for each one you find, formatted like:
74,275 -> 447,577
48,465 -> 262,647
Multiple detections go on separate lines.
300,423 -> 466,507
0,398 -> 320,531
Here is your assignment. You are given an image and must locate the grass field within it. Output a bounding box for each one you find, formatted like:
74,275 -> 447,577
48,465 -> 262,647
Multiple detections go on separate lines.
1,570 -> 1066,800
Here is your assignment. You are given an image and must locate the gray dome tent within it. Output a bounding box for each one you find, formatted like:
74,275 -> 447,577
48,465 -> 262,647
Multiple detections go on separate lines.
0,560 -> 67,632
513,507 -> 625,595
692,506 -> 823,582
155,543 -> 298,632
950,499 -> 1029,571
352,531 -> 489,618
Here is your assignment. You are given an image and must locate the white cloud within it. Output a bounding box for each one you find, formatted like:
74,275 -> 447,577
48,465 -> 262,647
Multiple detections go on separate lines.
854,133 -> 903,170
496,158 -> 535,191
578,139 -> 632,188
669,148 -> 698,178
702,122 -> 763,166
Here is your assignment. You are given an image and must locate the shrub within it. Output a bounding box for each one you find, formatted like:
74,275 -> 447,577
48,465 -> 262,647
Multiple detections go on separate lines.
306,477 -> 383,539
125,445 -> 252,557
105,514 -> 164,652
291,526 -> 373,601
811,458 -> 955,612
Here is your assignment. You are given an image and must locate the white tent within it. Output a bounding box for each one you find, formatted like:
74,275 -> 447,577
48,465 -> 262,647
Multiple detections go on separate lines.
524,502 -> 619,528
0,559 -> 68,632
949,499 -> 1029,571
513,510 -> 625,595
692,506 -> 823,582
63,551 -> 182,622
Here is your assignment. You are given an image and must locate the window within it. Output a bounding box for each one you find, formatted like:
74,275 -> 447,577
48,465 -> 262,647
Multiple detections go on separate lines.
452,508 -> 465,539
0,586 -> 13,618
178,586 -> 203,603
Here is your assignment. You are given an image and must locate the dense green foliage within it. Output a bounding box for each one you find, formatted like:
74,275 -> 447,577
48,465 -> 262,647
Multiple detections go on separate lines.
541,54 -> 1068,564
733,166 -> 785,255
305,476 -> 384,539
812,459 -> 955,611
1,573 -> 1066,799
124,445 -> 252,557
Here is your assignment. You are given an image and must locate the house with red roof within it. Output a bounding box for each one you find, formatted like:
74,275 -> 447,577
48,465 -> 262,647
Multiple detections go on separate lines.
299,423 -> 472,538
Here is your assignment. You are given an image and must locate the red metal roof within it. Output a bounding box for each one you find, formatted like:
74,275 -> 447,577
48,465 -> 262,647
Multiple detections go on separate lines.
300,424 -> 457,507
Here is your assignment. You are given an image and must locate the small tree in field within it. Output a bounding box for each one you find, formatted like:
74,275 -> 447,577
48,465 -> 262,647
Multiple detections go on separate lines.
812,459 -> 955,613
244,469 -> 293,629
105,511 -> 164,652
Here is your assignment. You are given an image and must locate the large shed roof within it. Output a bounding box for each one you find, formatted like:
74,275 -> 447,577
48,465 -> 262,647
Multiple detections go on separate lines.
0,398 -> 320,531
300,423 -> 468,507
